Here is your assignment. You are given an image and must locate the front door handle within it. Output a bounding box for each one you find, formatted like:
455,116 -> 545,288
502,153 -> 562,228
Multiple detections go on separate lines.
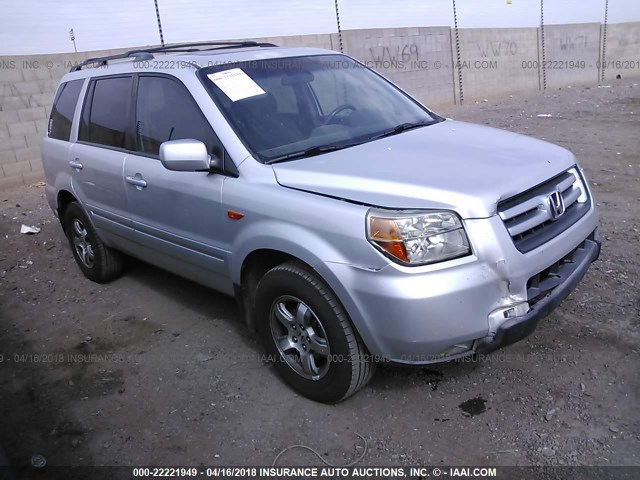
69,159 -> 83,170
125,176 -> 147,188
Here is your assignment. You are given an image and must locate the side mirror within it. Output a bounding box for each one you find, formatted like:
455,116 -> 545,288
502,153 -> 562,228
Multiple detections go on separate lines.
159,139 -> 221,172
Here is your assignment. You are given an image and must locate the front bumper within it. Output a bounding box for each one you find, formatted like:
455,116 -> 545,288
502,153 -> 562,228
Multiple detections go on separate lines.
476,229 -> 601,354
323,210 -> 600,365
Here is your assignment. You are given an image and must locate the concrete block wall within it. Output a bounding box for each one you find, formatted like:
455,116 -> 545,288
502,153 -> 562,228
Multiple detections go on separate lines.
1,22 -> 640,189
341,27 -> 455,106
251,33 -> 334,50
454,27 -> 541,101
0,49 -> 141,189
0,55 -> 55,190
602,22 -> 640,81
542,23 -> 602,88
0,36 -> 330,190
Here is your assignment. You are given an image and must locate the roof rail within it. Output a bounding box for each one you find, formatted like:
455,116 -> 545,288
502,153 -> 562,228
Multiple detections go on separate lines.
70,41 -> 279,72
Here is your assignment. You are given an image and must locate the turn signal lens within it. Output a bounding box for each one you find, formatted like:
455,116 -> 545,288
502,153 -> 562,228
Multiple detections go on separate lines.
367,209 -> 470,265
368,217 -> 409,262
369,217 -> 403,241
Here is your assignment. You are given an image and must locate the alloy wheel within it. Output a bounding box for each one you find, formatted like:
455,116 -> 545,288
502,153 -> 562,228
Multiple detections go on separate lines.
71,218 -> 94,268
269,295 -> 331,380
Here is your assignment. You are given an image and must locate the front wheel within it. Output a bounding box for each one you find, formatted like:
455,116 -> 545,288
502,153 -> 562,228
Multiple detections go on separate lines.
255,261 -> 376,403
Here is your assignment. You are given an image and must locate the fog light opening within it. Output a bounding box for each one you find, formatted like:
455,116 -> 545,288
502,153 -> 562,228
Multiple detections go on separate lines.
439,341 -> 475,357
488,302 -> 530,335
502,302 -> 530,319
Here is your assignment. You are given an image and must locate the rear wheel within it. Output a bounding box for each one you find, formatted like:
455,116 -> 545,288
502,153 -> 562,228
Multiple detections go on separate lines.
63,202 -> 123,283
255,261 -> 375,403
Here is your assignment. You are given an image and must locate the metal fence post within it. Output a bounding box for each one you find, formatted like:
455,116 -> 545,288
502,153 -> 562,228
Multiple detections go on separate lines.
452,0 -> 464,104
334,0 -> 344,53
154,0 -> 165,47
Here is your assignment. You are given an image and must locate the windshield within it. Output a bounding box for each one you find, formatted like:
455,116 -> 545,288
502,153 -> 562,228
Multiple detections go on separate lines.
198,54 -> 441,163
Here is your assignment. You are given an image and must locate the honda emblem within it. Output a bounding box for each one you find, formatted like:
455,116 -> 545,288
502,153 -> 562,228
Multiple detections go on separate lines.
548,191 -> 566,220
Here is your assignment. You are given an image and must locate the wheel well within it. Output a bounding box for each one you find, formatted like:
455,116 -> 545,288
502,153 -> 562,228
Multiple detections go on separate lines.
57,190 -> 77,232
236,249 -> 302,332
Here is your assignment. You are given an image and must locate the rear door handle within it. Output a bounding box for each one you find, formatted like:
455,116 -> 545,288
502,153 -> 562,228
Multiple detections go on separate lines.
125,176 -> 147,188
69,159 -> 83,170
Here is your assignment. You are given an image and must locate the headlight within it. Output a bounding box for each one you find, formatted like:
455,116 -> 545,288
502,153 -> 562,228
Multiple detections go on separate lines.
366,209 -> 470,265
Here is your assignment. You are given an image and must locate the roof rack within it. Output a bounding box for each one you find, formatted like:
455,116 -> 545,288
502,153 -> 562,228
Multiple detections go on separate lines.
70,41 -> 279,72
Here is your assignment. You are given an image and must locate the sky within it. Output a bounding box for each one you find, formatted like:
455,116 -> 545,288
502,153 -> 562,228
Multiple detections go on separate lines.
1,0 -> 639,55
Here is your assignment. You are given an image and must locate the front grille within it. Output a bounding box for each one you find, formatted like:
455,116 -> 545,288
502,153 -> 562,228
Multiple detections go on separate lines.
498,168 -> 590,253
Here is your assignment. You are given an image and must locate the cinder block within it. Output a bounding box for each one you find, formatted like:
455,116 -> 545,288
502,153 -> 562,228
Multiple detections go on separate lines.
22,170 -> 45,185
17,106 -> 47,122
28,92 -> 53,108
0,84 -> 17,97
1,95 -> 29,110
38,79 -> 59,94
12,81 -> 41,96
0,67 -> 23,83
15,146 -> 40,163
25,133 -> 45,148
29,156 -> 44,172
48,69 -> 68,83
21,67 -> 52,81
0,149 -> 16,164
310,34 -> 332,49
1,160 -> 31,177
8,120 -> 37,137
0,175 -> 26,190
0,110 -> 19,124
0,125 -> 9,139
35,120 -> 48,134
0,135 -> 27,152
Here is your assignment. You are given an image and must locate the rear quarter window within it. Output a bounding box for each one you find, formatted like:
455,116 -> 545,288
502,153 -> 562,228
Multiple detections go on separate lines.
48,79 -> 84,141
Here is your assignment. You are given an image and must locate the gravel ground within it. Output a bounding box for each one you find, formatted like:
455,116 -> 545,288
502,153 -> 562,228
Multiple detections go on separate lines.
0,79 -> 638,474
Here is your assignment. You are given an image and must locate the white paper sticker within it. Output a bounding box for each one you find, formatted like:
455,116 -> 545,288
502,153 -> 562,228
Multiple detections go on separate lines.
207,68 -> 266,102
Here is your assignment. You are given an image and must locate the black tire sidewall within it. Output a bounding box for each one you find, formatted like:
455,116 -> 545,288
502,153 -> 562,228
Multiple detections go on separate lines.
256,264 -> 358,403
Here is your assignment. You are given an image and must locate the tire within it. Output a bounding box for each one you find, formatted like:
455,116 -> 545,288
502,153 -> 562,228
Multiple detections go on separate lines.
63,202 -> 123,283
255,261 -> 376,403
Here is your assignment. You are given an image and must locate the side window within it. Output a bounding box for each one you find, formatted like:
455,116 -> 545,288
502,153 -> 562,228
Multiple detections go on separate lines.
79,76 -> 131,149
48,79 -> 84,141
135,76 -> 223,157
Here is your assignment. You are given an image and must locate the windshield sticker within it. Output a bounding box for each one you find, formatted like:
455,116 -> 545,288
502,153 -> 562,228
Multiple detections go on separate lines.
207,68 -> 265,102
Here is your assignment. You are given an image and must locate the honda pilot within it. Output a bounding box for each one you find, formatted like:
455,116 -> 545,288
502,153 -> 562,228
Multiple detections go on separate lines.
41,41 -> 601,402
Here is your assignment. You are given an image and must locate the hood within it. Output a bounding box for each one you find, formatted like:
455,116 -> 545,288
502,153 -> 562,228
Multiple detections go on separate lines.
272,120 -> 576,218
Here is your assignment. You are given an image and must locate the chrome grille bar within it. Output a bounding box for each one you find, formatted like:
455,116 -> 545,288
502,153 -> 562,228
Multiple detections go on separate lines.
497,168 -> 590,253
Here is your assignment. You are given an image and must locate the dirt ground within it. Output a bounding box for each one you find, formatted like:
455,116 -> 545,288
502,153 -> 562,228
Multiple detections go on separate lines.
1,80 -> 639,474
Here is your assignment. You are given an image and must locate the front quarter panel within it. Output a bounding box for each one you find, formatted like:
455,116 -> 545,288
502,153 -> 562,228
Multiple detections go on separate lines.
223,168 -> 388,285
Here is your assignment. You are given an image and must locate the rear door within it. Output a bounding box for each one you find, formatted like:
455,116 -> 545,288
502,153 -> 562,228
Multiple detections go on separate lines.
123,74 -> 230,287
42,78 -> 85,205
70,75 -> 134,239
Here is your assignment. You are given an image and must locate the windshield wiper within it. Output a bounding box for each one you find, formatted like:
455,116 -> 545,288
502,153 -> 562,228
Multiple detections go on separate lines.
265,120 -> 434,164
266,142 -> 361,164
368,120 -> 433,141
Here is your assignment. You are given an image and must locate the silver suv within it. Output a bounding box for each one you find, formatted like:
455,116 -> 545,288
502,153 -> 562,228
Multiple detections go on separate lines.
42,42 -> 601,403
